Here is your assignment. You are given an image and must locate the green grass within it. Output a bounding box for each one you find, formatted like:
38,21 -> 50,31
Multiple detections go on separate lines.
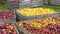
36,5 -> 60,12
0,5 -> 8,10
0,4 -> 60,12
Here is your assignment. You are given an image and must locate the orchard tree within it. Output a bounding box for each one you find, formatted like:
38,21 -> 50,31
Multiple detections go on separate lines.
0,0 -> 7,5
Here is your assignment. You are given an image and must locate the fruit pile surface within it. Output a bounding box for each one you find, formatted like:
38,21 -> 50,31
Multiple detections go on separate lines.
18,17 -> 60,34
18,8 -> 56,16
0,23 -> 17,34
0,10 -> 14,19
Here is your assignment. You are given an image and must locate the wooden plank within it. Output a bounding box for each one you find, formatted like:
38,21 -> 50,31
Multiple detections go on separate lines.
44,1 -> 49,4
32,1 -> 43,7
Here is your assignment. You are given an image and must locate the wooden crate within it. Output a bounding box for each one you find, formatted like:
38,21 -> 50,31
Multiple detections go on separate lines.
31,0 -> 43,7
8,0 -> 19,9
50,0 -> 56,5
43,0 -> 49,4
8,0 -> 43,9
19,0 -> 31,9
19,3 -> 31,9
43,1 -> 49,4
50,0 -> 60,5
55,0 -> 60,5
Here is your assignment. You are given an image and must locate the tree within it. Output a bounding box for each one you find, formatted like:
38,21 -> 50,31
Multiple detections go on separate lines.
0,0 -> 7,5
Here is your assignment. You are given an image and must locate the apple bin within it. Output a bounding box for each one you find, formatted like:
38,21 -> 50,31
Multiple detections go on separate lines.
0,22 -> 19,34
15,13 -> 60,34
15,8 -> 57,21
0,10 -> 16,22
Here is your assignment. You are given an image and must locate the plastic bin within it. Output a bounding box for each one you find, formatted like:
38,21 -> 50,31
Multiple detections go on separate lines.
15,13 -> 60,34
0,10 -> 16,22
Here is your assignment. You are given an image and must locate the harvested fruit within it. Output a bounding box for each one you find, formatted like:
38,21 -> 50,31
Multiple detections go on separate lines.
39,23 -> 60,34
18,8 -> 56,16
0,10 -> 14,19
0,23 -> 17,34
18,17 -> 60,34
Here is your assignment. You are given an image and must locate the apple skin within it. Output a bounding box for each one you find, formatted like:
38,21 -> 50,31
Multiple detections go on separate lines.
0,24 -> 3,29
0,32 -> 2,34
0,23 -> 17,34
0,10 -> 14,19
19,18 -> 60,34
22,23 -> 60,34
13,29 -> 17,34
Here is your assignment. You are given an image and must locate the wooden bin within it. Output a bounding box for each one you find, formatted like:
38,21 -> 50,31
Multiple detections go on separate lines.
31,0 -> 43,7
43,0 -> 49,4
55,0 -> 60,5
50,0 -> 56,5
19,0 -> 32,9
8,0 -> 19,9
50,0 -> 60,5
15,13 -> 60,34
8,0 -> 43,9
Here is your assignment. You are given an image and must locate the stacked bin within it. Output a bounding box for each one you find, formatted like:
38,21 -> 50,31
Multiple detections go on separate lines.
43,0 -> 49,4
0,10 -> 19,34
43,0 -> 60,5
19,0 -> 32,9
50,0 -> 56,5
8,0 -> 43,9
8,0 -> 19,9
31,0 -> 43,7
55,0 -> 60,5
50,0 -> 60,5
19,0 -> 43,8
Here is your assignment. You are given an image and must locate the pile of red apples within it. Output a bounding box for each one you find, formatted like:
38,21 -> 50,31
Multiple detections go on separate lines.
0,23 -> 17,34
0,10 -> 14,19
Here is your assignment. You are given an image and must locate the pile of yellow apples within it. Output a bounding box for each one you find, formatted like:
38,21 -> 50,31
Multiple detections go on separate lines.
18,8 -> 56,16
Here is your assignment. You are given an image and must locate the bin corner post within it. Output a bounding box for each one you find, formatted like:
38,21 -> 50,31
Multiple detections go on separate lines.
48,0 -> 50,5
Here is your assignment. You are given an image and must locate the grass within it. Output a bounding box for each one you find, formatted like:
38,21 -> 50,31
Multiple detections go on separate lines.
0,5 -> 8,10
0,4 -> 60,12
36,4 -> 60,12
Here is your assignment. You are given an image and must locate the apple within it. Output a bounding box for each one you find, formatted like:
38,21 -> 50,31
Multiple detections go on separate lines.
0,10 -> 14,19
13,29 -> 17,34
0,23 -> 17,34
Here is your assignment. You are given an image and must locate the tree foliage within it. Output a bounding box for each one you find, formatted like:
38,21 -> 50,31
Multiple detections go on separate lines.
0,0 -> 7,5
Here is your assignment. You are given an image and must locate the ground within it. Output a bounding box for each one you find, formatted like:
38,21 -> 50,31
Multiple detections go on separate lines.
0,4 -> 60,12
36,5 -> 60,12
